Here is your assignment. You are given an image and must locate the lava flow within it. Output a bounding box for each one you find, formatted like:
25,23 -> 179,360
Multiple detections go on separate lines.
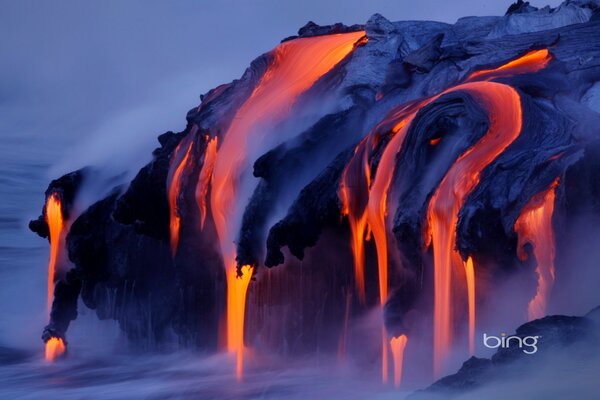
45,192 -> 64,310
426,81 -> 523,377
467,49 -> 551,82
167,134 -> 195,256
515,178 -> 560,320
367,116 -> 417,383
340,47 -> 552,379
195,136 -> 218,230
209,31 -> 365,379
390,335 -> 408,388
425,50 -> 552,376
44,192 -> 66,361
339,138 -> 372,304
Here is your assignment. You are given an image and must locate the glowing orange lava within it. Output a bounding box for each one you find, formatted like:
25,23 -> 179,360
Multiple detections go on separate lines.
167,137 -> 195,256
467,49 -> 551,82
426,81 -> 522,377
227,265 -> 253,381
209,31 -> 365,379
44,337 -> 65,362
45,192 -> 63,311
195,137 -> 218,230
339,138 -> 371,304
514,178 -> 559,320
390,334 -> 408,388
464,256 -> 475,355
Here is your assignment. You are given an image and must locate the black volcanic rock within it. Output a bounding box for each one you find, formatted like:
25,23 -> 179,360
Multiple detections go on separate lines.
264,148 -> 353,267
237,107 -> 365,269
286,21 -> 364,41
411,309 -> 600,398
113,129 -> 185,240
506,0 -> 538,15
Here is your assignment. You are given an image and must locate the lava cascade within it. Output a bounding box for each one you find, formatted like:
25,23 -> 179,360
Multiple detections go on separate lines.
195,136 -> 218,230
515,178 -> 560,320
208,31 -> 365,379
167,133 -> 196,255
339,138 -> 372,304
44,192 -> 65,361
340,49 -> 552,379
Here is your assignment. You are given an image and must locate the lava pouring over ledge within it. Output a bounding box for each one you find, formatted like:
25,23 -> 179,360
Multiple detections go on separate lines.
339,137 -> 372,304
45,192 -> 63,310
195,136 -> 218,231
340,48 -> 552,379
515,178 -> 560,321
168,133 -> 196,256
209,31 -> 366,379
426,81 -> 523,377
44,192 -> 65,361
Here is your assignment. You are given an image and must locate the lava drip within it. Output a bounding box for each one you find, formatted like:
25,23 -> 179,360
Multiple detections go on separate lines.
44,192 -> 65,361
339,137 -> 372,304
464,256 -> 475,356
514,178 -> 560,320
426,81 -> 523,377
167,132 -> 196,256
390,334 -> 408,389
45,337 -> 66,362
209,31 -> 366,380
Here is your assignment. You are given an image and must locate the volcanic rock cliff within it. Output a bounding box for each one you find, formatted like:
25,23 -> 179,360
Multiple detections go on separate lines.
31,0 -> 600,387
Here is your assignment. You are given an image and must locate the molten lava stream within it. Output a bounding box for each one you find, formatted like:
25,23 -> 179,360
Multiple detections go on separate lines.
514,178 -> 559,320
366,114 -> 417,383
45,337 -> 66,362
426,81 -> 523,377
208,31 -> 365,379
45,192 -> 63,310
339,138 -> 372,304
227,265 -> 253,381
167,134 -> 195,256
195,136 -> 218,230
467,49 -> 551,82
464,257 -> 475,355
390,335 -> 408,388
45,192 -> 66,361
